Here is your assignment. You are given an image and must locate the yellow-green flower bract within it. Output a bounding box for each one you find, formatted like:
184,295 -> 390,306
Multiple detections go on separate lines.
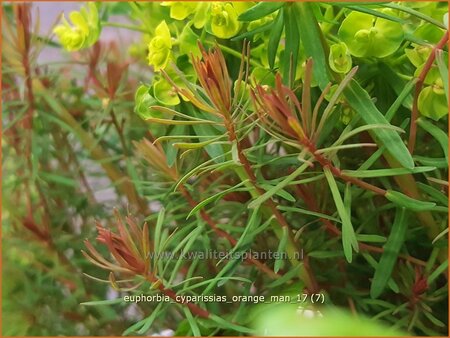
161,1 -> 198,20
53,3 -> 100,51
338,10 -> 403,58
210,3 -> 241,39
147,21 -> 172,71
329,42 -> 352,74
161,1 -> 209,29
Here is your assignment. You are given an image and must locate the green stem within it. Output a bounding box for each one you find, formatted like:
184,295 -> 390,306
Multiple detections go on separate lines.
205,41 -> 263,68
101,21 -> 151,34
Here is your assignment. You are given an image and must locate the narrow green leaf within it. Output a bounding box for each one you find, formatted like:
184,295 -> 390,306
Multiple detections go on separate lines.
380,64 -> 414,111
317,143 -> 378,154
238,2 -> 284,21
231,20 -> 273,41
382,2 -> 446,29
260,184 -> 295,202
282,5 -> 300,83
316,67 -> 358,136
435,50 -> 448,103
342,166 -> 436,178
193,122 -> 225,164
333,123 -> 405,147
215,256 -> 244,288
218,208 -> 262,267
308,251 -> 344,259
268,9 -> 284,69
168,225 -> 204,285
295,2 -> 330,89
344,80 -> 414,169
428,260 -> 448,284
248,162 -> 310,209
249,214 -> 275,237
344,183 -> 352,217
231,140 -> 240,164
163,126 -> 182,167
182,277 -> 252,293
386,190 -> 436,211
278,205 -> 341,223
370,208 -> 408,299
356,234 -> 387,243
266,264 -> 301,288
413,156 -> 448,168
153,208 -> 165,255
39,171 -> 77,187
204,210 -> 261,292
274,227 -> 289,273
423,310 -> 446,328
211,160 -> 241,172
80,298 -> 124,306
432,228 -> 448,244
385,79 -> 416,122
123,303 -> 164,335
173,138 -> 225,149
362,252 -> 399,294
209,314 -> 254,334
187,180 -> 249,218
145,117 -> 219,125
340,5 -> 405,23
175,151 -> 229,190
417,182 -> 448,206
183,307 -> 201,336
324,167 -> 358,263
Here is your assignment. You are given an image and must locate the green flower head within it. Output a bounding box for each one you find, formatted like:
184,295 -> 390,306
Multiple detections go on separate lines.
418,81 -> 448,121
338,11 -> 404,58
147,21 -> 172,71
161,2 -> 198,20
134,85 -> 161,119
329,42 -> 352,74
210,3 -> 241,39
153,76 -> 180,107
405,45 -> 432,68
161,2 -> 209,29
53,3 -> 100,51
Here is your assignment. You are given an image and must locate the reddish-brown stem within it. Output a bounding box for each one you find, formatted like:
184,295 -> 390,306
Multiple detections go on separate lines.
16,5 -> 36,218
293,185 -> 427,267
110,108 -> 129,156
147,275 -> 210,318
303,138 -> 387,196
62,133 -> 97,204
408,31 -> 449,154
224,120 -> 318,291
225,121 -> 294,230
178,185 -> 280,279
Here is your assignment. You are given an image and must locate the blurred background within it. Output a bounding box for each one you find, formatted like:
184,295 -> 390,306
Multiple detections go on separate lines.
2,2 -> 157,335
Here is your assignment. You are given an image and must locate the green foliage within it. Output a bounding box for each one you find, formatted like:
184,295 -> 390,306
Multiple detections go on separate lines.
370,208 -> 408,298
3,1 -> 448,337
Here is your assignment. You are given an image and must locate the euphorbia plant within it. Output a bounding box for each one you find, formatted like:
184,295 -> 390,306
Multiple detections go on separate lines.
3,1 -> 448,336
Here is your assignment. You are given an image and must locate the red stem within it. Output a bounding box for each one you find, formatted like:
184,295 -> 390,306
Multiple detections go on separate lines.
224,120 -> 319,291
303,138 -> 387,196
293,184 -> 427,267
148,276 -> 210,319
408,31 -> 449,154
178,185 -> 280,279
